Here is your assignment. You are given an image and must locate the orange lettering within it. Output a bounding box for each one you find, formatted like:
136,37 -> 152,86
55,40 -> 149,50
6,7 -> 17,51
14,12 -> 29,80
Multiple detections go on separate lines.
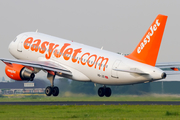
87,54 -> 97,67
24,37 -> 33,49
23,37 -> 109,71
95,57 -> 109,71
31,39 -> 41,52
72,48 -> 82,63
39,41 -> 49,54
63,48 -> 73,60
45,43 -> 59,59
80,53 -> 90,65
54,43 -> 70,58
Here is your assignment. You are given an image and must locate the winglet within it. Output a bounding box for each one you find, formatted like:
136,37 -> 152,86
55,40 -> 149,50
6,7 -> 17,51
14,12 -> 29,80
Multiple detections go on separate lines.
126,14 -> 168,66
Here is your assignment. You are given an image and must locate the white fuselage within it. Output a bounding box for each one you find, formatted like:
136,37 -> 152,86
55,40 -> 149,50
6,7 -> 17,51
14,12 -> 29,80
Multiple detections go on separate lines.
8,32 -> 164,85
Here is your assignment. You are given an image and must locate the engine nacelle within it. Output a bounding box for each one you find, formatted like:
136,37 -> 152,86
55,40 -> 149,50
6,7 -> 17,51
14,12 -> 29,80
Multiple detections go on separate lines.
5,63 -> 35,81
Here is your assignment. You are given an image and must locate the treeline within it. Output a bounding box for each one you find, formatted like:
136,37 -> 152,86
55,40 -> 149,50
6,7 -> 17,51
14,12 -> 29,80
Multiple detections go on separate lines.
51,78 -> 180,95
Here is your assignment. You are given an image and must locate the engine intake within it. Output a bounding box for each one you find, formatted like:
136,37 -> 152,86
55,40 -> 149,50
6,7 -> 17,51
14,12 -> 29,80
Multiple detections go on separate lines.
5,63 -> 35,81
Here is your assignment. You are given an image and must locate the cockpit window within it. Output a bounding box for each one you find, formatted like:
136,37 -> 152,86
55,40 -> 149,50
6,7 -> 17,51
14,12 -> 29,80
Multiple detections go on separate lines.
13,38 -> 17,42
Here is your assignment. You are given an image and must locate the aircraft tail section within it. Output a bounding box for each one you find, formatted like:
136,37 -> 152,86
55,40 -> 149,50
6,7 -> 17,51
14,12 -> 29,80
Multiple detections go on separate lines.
126,14 -> 168,66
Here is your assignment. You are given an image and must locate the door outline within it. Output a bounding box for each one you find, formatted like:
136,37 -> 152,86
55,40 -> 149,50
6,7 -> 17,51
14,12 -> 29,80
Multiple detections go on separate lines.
111,60 -> 121,78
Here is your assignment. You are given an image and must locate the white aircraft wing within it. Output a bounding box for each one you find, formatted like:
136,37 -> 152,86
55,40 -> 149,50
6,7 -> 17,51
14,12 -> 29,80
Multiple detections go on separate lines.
0,58 -> 72,76
156,62 -> 180,75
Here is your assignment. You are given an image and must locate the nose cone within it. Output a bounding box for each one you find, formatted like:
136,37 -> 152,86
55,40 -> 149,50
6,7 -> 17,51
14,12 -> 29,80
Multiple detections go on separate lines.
8,41 -> 18,59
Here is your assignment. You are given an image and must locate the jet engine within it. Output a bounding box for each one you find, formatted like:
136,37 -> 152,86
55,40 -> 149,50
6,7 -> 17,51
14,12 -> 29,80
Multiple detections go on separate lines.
5,63 -> 35,81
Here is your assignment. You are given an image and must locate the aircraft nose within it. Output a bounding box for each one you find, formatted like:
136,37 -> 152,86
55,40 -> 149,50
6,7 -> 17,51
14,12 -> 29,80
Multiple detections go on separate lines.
8,41 -> 15,55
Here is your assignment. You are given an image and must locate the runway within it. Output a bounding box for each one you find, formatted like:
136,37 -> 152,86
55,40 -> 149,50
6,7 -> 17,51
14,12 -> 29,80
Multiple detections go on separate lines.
0,101 -> 180,105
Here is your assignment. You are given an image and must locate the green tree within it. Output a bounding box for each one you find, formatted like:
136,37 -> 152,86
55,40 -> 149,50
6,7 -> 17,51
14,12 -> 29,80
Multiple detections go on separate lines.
54,78 -> 70,92
70,81 -> 96,94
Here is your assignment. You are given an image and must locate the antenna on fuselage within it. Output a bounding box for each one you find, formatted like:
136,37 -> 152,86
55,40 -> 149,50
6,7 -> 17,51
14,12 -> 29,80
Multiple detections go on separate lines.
36,29 -> 38,33
101,46 -> 103,50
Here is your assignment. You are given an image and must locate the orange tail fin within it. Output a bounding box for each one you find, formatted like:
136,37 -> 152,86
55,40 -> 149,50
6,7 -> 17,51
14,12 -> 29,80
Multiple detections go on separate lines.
126,14 -> 168,66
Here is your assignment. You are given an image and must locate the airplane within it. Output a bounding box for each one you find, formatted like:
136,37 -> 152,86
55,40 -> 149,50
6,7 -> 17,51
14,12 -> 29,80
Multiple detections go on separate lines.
0,14 -> 168,97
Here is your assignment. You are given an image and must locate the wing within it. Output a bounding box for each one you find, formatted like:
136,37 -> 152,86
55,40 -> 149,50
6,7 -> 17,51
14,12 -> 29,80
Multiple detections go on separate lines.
156,62 -> 180,75
156,62 -> 180,69
0,58 -> 72,76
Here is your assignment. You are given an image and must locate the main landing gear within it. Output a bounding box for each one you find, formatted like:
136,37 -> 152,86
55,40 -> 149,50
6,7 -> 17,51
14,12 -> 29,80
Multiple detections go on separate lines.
98,86 -> 111,97
45,72 -> 59,96
45,86 -> 59,96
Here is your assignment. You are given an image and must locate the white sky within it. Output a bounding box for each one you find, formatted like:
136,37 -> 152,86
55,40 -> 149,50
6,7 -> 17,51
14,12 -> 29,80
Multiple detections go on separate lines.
0,0 -> 180,80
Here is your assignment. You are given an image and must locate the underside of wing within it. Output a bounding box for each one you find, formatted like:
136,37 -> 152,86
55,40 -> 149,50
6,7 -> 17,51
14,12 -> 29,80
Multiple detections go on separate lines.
0,58 -> 72,76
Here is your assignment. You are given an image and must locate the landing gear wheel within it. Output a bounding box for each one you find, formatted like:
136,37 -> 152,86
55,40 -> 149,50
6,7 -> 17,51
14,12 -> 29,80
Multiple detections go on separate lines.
98,87 -> 105,97
45,86 -> 52,96
105,87 -> 111,97
52,86 -> 59,96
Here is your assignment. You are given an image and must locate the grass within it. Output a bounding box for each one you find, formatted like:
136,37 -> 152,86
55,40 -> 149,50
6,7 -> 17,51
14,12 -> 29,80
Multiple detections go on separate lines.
1,92 -> 180,102
0,105 -> 179,119
0,93 -> 180,119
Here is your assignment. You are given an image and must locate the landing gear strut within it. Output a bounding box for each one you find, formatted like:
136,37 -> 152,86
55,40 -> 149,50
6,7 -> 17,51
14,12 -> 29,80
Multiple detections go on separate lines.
45,72 -> 59,96
98,86 -> 111,97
